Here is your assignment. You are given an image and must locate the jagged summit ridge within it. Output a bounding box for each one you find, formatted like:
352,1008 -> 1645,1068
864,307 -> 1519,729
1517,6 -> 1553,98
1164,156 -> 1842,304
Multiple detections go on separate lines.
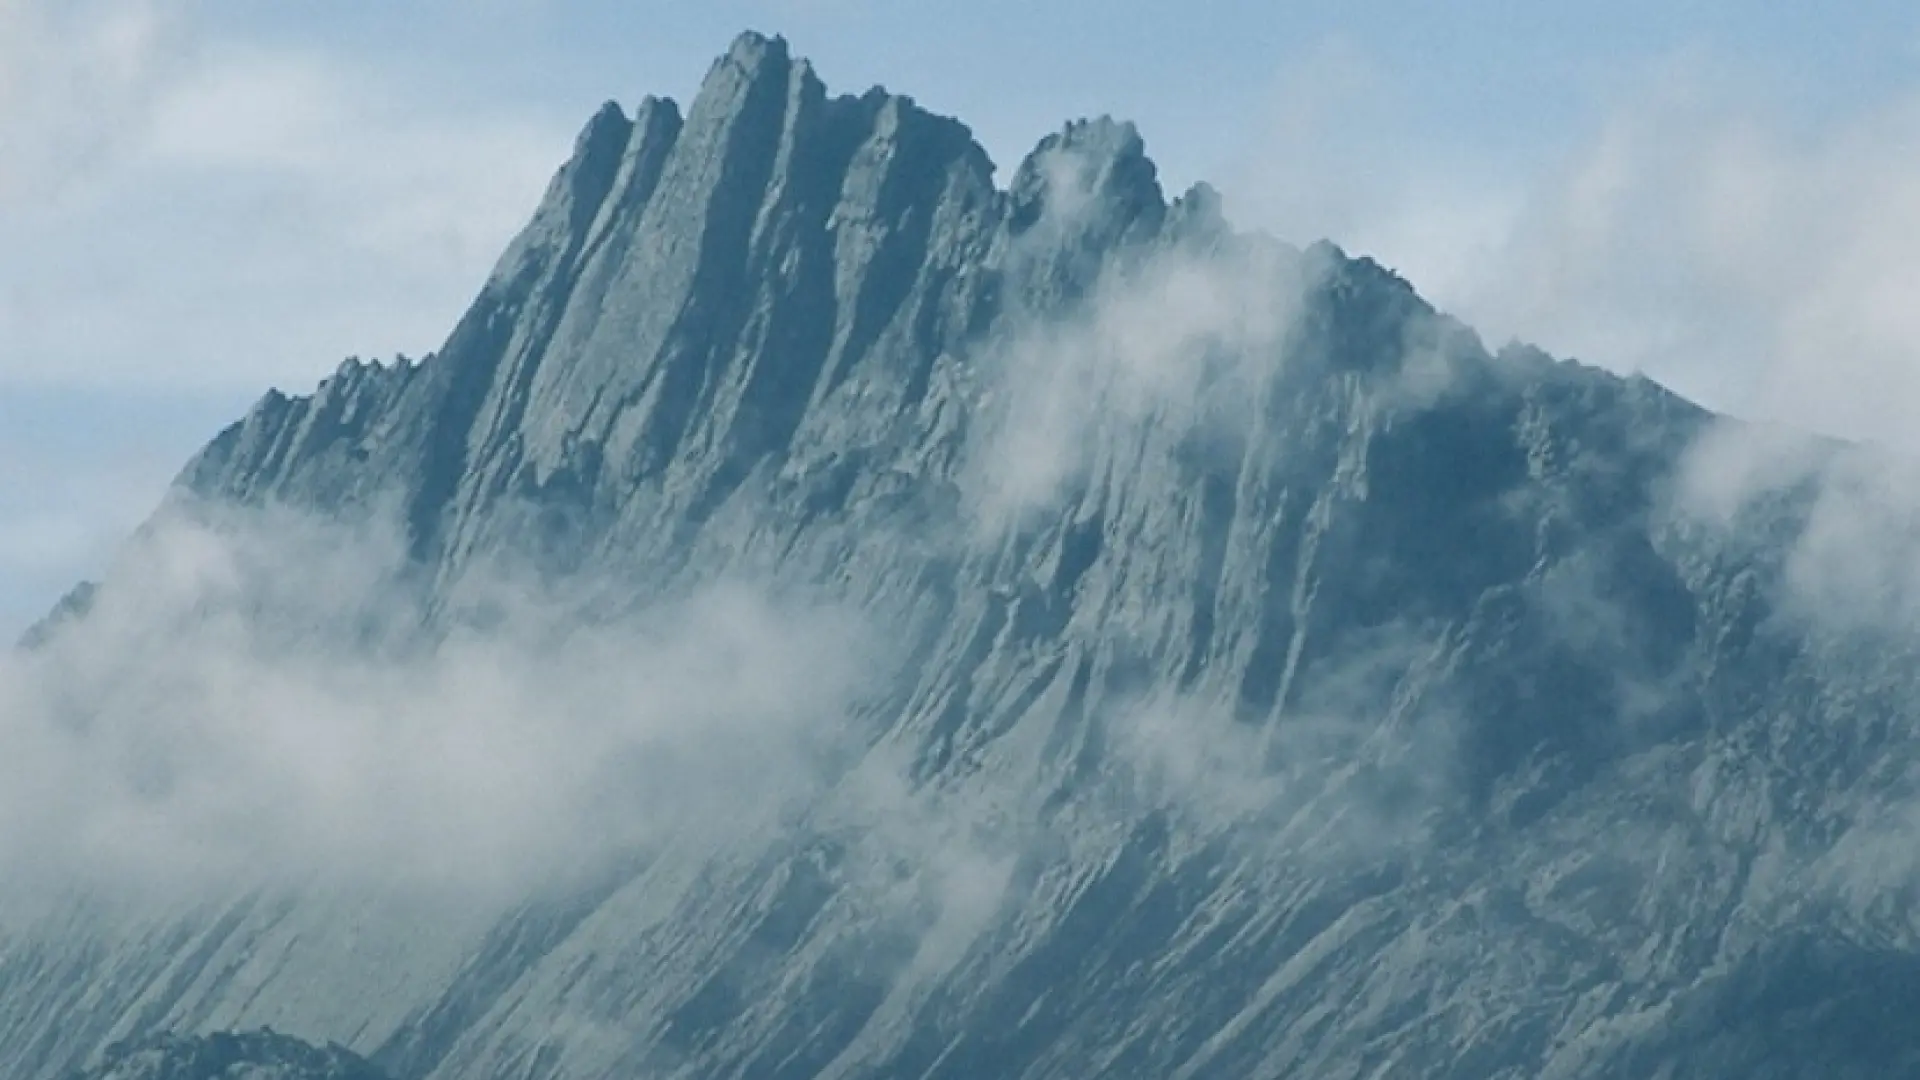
177,28 -> 1297,588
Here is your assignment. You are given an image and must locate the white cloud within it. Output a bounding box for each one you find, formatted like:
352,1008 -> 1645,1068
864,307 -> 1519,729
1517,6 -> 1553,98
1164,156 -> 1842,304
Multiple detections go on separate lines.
1228,49 -> 1920,454
0,0 -> 189,207
0,390 -> 238,638
963,245 -> 1304,527
1677,417 -> 1920,635
0,502 -> 876,902
1455,78 -> 1920,444
963,145 -> 1320,530
0,1 -> 576,630
0,1 -> 572,394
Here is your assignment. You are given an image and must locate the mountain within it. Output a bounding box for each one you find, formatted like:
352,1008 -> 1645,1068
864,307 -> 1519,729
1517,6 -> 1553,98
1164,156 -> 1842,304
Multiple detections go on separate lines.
10,29 -> 1920,1079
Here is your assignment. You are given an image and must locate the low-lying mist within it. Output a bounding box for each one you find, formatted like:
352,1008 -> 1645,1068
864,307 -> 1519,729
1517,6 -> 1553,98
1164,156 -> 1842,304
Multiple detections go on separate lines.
0,500 -> 876,903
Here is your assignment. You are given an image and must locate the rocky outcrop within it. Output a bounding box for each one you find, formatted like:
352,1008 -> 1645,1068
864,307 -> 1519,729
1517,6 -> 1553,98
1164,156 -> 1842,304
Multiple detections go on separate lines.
72,1030 -> 388,1080
15,29 -> 1920,1080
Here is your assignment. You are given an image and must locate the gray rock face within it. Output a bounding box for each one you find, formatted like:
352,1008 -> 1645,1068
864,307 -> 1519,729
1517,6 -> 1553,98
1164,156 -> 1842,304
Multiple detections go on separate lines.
73,1030 -> 388,1080
13,29 -> 1920,1080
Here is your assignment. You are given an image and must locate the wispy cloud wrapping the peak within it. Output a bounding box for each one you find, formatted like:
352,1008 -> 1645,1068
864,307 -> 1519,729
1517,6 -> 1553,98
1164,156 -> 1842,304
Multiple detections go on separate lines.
0,504 -> 874,901
1463,80 -> 1920,445
964,145 -> 1320,530
1232,50 -> 1920,456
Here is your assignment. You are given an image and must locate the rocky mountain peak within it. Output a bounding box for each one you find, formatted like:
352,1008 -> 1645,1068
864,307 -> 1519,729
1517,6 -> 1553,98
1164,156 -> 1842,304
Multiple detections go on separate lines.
1009,116 -> 1162,228
16,28 -> 1920,1080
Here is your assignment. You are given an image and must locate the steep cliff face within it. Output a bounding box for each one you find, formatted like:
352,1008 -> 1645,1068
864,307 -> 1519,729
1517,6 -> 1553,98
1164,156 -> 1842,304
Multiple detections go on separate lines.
14,30 -> 1920,1080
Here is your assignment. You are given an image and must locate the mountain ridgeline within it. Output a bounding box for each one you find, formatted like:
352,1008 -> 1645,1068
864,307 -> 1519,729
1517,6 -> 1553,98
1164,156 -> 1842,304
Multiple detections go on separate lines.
14,30 -> 1920,1080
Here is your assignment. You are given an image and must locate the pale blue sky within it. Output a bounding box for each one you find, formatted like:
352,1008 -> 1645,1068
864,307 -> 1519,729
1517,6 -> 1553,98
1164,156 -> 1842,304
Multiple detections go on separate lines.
3,0 -> 1919,632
